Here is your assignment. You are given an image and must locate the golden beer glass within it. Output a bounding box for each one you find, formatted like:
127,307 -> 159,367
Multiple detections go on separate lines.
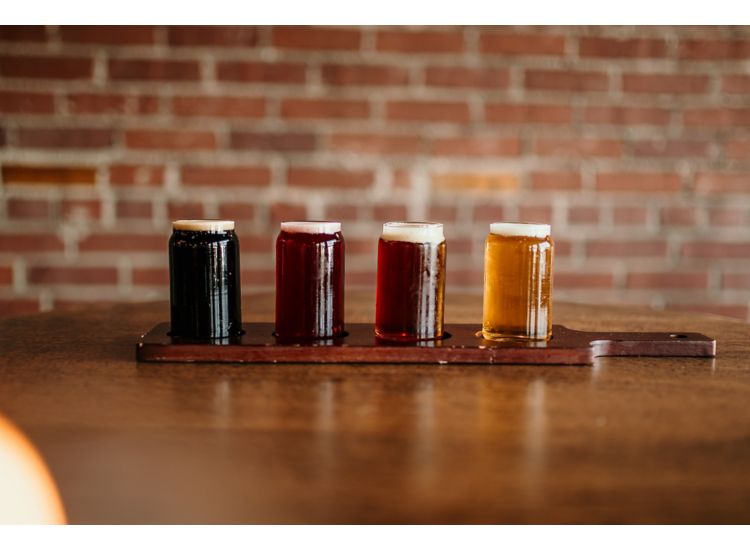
482,222 -> 553,341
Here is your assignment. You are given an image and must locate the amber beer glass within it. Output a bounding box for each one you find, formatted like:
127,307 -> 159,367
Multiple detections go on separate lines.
169,219 -> 242,339
375,222 -> 446,341
275,221 -> 345,339
482,222 -> 553,341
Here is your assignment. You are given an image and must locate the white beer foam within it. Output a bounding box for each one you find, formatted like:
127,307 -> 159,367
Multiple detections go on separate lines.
173,219 -> 235,232
490,222 -> 551,239
382,222 -> 445,244
280,221 -> 342,234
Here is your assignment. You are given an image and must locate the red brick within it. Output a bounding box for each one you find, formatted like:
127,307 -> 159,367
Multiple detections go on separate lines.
241,269 -> 275,286
218,203 -> 255,221
0,55 -> 92,79
681,241 -> 750,259
287,167 -> 373,189
7,198 -> 51,219
0,299 -> 40,318
116,200 -> 153,219
62,199 -> 101,220
0,91 -> 55,114
596,172 -> 682,193
424,66 -> 509,89
386,101 -> 469,123
172,95 -> 265,118
695,173 -> 750,194
0,266 -> 11,285
568,206 -> 600,224
723,75 -> 750,94
17,128 -> 113,149
125,129 -> 216,150
0,233 -> 63,252
708,208 -> 747,226
427,205 -> 458,222
623,73 -> 708,94
679,39 -> 750,60
270,203 -> 307,225
2,165 -> 96,185
132,268 -> 168,286
376,30 -> 463,53
373,204 -> 408,221
136,96 -> 160,114
68,93 -> 126,114
167,26 -> 258,47
0,26 -> 47,42
684,108 -> 750,128
535,137 -> 621,157
431,136 -> 520,157
347,271 -> 376,286
60,25 -> 155,44
519,205 -> 553,224
392,169 -> 411,189
329,133 -> 422,155
722,272 -> 750,290
447,269 -> 482,288
485,103 -> 571,124
525,69 -> 608,91
230,131 -> 316,152
665,303 -> 748,321
579,37 -> 666,58
613,207 -> 648,225
554,272 -> 614,289
79,233 -> 166,252
631,140 -> 710,158
216,61 -> 307,83
324,204 -> 359,221
727,140 -> 750,159
627,271 -> 708,289
109,164 -> 164,186
273,26 -> 360,50
281,98 -> 369,120
234,233 -> 273,252
584,106 -> 670,126
660,207 -> 696,226
322,64 -> 410,86
587,240 -> 667,257
28,266 -> 117,285
168,201 -> 203,220
346,238 -> 377,255
480,32 -> 564,55
109,59 -> 200,81
530,172 -> 582,191
180,165 -> 271,186
473,204 -> 506,222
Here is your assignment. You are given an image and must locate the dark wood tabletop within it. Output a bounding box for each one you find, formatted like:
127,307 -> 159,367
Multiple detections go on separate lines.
0,291 -> 748,524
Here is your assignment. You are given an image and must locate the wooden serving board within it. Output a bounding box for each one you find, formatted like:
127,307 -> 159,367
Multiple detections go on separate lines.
136,323 -> 716,365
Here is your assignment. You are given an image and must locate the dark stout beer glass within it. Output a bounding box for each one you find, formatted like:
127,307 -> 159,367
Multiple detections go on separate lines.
482,222 -> 553,341
375,222 -> 446,341
275,221 -> 345,339
169,220 -> 242,339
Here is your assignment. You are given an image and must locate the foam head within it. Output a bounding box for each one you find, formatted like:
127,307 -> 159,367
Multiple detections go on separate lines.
381,222 -> 445,244
172,220 -> 235,232
489,222 -> 551,239
280,221 -> 342,234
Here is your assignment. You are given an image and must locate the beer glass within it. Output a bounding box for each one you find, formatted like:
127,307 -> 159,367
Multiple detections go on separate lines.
275,221 -> 345,339
169,219 -> 242,339
375,222 -> 446,341
482,222 -> 553,341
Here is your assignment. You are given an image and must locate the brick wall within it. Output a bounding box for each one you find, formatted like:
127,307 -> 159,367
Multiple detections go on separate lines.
1,25 -> 749,320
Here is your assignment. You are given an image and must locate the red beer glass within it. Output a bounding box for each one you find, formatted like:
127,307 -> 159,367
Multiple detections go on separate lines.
275,221 -> 345,339
375,222 -> 446,341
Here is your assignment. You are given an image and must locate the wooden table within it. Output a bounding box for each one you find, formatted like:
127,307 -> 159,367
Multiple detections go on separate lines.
0,292 -> 748,524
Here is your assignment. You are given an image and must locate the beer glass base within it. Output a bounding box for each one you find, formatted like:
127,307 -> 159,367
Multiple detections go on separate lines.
374,330 -> 446,342
480,329 -> 551,342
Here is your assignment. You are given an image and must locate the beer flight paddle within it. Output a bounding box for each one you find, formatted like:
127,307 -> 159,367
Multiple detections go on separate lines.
136,219 -> 716,366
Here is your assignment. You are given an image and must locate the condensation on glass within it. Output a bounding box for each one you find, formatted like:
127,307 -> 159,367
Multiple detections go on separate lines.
169,219 -> 243,339
482,222 -> 553,341
275,221 -> 345,339
375,222 -> 446,341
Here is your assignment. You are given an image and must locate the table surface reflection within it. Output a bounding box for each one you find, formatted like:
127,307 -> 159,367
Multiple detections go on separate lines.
0,291 -> 748,524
